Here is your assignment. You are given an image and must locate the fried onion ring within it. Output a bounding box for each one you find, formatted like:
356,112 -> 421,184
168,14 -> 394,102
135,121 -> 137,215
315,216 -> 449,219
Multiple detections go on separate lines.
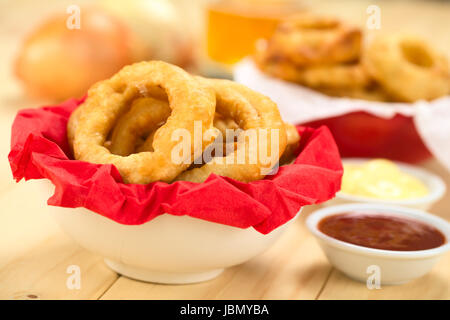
134,112 -> 237,154
175,77 -> 287,183
363,34 -> 450,102
279,123 -> 301,165
115,106 -> 238,154
69,61 -> 216,184
256,54 -> 370,89
109,97 -> 170,156
120,77 -> 287,182
317,84 -> 390,102
114,93 -> 296,181
263,14 -> 362,67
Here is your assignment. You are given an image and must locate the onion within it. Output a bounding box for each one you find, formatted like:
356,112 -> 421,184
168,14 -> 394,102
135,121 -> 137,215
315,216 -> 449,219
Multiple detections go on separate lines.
15,8 -> 145,101
100,0 -> 197,70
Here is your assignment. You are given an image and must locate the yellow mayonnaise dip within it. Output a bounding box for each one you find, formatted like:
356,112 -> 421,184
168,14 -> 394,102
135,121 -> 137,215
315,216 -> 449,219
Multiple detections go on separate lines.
341,159 -> 429,200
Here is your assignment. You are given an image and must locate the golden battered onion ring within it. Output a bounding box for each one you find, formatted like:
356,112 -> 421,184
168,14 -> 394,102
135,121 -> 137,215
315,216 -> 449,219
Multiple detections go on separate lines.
136,128 -> 158,153
67,85 -> 169,150
363,34 -> 450,102
133,111 -> 295,171
133,116 -> 237,170
212,113 -> 239,137
264,14 -> 362,67
117,98 -> 296,180
69,61 -> 216,184
257,57 -> 370,89
295,64 -> 370,89
279,123 -> 301,165
134,113 -> 237,154
128,77 -> 287,182
67,104 -> 82,149
175,77 -> 287,183
109,97 -> 170,156
317,84 -> 390,102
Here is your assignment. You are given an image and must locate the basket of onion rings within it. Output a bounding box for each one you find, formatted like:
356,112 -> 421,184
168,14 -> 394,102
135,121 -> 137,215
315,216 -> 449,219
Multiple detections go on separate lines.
235,13 -> 450,165
9,61 -> 342,284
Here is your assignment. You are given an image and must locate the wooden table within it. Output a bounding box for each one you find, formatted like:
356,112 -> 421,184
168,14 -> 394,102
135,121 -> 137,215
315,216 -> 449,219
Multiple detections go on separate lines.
0,0 -> 449,300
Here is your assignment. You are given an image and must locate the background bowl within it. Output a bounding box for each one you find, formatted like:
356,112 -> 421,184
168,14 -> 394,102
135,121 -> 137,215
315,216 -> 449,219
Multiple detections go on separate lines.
325,158 -> 446,210
40,182 -> 298,284
303,112 -> 431,163
306,203 -> 450,285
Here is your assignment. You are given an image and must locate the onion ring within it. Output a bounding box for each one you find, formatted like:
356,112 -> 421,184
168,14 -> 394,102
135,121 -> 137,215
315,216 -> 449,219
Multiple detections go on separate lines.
317,84 -> 390,102
109,97 -> 170,156
67,85 -> 169,150
114,94 -> 297,180
256,55 -> 370,89
103,99 -> 238,154
262,14 -> 362,67
121,77 -> 287,182
175,77 -> 287,183
279,123 -> 301,165
135,113 -> 237,154
67,104 -> 82,149
363,34 -> 450,102
69,61 -> 216,184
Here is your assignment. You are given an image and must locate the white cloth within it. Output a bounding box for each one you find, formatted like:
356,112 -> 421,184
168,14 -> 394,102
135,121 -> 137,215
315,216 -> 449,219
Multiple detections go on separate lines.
234,59 -> 450,171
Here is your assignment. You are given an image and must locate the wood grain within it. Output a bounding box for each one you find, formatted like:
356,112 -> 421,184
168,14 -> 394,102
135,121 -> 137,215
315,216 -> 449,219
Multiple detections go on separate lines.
0,182 -> 118,300
101,212 -> 332,300
318,252 -> 450,300
0,235 -> 118,300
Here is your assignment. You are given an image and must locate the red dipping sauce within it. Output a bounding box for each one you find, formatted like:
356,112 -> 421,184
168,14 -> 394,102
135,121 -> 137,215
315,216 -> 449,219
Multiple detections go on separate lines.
318,212 -> 446,251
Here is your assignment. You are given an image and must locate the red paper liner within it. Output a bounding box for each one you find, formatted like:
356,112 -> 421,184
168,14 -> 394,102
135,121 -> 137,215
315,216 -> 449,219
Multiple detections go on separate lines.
9,98 -> 343,234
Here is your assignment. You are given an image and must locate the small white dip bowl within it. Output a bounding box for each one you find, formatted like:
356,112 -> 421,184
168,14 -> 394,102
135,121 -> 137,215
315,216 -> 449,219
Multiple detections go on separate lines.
39,181 -> 298,284
306,203 -> 450,285
325,158 -> 446,210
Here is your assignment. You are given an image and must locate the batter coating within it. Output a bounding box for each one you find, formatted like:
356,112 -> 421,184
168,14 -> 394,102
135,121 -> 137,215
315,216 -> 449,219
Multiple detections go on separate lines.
69,61 -> 216,184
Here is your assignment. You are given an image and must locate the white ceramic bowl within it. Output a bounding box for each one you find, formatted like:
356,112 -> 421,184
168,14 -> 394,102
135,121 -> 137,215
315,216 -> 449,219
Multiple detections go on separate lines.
325,158 -> 446,210
306,203 -> 450,285
39,181 -> 298,284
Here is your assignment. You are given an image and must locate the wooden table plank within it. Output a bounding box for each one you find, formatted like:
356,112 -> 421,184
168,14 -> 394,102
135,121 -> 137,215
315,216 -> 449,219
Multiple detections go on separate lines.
318,252 -> 450,300
0,235 -> 119,300
101,210 -> 332,300
0,182 -> 60,268
0,181 -> 119,300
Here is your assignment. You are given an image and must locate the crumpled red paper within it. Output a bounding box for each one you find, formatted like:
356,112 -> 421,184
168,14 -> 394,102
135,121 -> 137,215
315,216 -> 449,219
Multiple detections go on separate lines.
9,98 -> 343,234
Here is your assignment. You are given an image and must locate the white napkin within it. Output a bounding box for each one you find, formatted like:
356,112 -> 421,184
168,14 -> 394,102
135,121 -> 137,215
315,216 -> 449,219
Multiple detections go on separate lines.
234,59 -> 450,171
